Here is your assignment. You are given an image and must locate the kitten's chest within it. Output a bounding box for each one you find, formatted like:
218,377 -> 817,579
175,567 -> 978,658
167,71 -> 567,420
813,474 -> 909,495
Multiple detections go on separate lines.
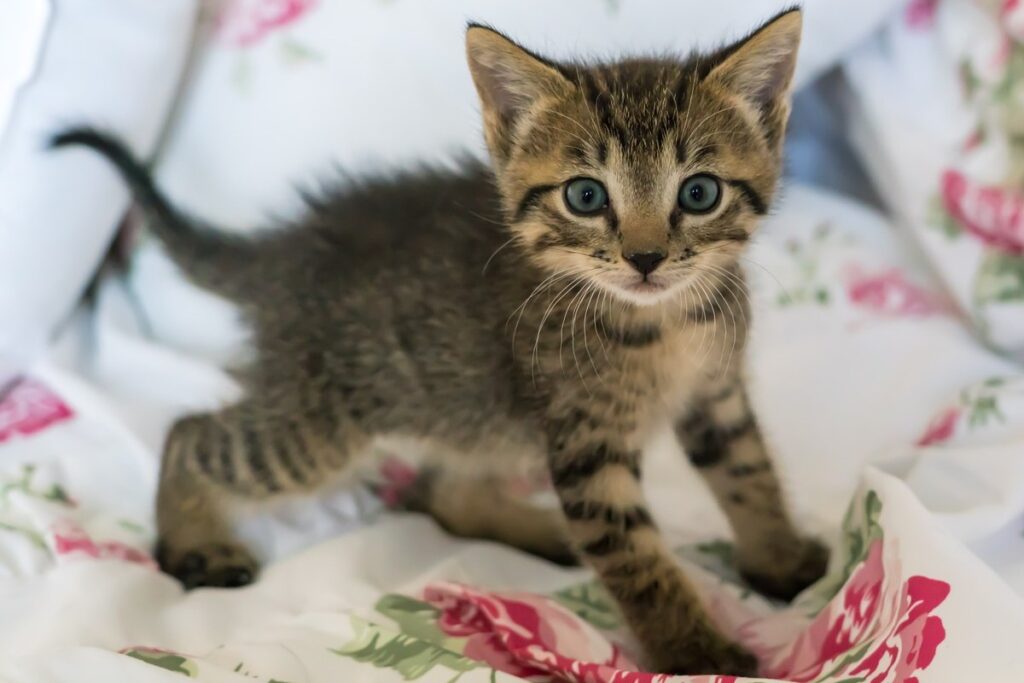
622,327 -> 709,416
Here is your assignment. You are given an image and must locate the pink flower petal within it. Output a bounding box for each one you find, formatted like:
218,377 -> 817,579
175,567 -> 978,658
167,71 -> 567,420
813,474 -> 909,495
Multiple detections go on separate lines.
0,379 -> 73,444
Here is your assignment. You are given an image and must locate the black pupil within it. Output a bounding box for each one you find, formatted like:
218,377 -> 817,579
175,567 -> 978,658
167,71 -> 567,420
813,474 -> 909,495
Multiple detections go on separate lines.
689,184 -> 704,202
581,187 -> 595,205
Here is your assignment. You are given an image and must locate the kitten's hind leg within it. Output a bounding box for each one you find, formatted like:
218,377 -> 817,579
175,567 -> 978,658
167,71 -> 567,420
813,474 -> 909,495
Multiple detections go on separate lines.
390,467 -> 577,566
156,400 -> 365,588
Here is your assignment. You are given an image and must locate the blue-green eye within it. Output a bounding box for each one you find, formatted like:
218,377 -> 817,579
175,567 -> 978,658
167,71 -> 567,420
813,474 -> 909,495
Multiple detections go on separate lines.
678,175 -> 721,214
564,178 -> 608,215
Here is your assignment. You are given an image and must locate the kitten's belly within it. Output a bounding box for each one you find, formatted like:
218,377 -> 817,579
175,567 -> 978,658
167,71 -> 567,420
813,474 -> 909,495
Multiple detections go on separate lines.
379,415 -> 548,475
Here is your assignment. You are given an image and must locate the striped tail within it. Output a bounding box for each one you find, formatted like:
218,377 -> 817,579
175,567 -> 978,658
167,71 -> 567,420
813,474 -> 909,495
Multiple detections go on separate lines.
50,126 -> 255,298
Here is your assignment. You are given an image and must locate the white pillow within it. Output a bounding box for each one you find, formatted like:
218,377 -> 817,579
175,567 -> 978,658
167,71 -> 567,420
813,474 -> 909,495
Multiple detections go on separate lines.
0,0 -> 198,386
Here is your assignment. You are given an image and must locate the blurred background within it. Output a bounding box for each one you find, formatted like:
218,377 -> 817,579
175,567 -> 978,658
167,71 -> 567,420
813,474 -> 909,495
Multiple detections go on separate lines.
1,2 -> 1024,680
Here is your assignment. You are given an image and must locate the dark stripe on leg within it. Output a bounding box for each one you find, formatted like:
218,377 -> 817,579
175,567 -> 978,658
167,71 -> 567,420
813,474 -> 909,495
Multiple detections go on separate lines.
215,423 -> 236,485
719,415 -> 756,442
551,445 -> 640,489
561,501 -> 654,530
192,419 -> 216,477
285,420 -> 317,470
582,531 -> 629,556
271,429 -> 309,486
241,426 -> 281,493
728,461 -> 771,477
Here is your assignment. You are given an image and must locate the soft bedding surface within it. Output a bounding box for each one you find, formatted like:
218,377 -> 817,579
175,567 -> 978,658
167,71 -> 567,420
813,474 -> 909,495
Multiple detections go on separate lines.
4,183 -> 1024,683
6,2 -> 1024,681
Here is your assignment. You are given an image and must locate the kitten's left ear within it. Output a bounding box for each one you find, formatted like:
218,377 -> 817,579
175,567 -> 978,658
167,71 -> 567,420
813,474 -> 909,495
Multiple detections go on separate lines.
706,8 -> 803,117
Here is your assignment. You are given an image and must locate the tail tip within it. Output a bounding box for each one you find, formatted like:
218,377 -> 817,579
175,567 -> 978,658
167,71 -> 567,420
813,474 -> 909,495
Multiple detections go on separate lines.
47,126 -> 111,152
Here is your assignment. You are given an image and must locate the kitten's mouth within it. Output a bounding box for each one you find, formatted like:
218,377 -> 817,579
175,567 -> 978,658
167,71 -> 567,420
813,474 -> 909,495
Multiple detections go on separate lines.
594,273 -> 681,305
625,280 -> 667,294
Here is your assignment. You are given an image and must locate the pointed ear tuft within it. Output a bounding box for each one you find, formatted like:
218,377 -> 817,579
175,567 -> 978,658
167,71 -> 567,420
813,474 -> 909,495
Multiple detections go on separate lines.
465,25 -> 571,123
706,8 -> 802,114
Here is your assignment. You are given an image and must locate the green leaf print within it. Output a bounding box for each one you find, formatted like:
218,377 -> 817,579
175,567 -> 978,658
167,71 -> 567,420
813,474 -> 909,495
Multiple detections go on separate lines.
334,617 -> 480,681
975,250 -> 1024,305
959,58 -> 981,100
802,490 -> 882,611
927,195 -> 962,240
774,223 -> 855,308
694,539 -> 735,567
0,521 -> 47,551
374,594 -> 452,645
958,376 -> 1010,430
45,484 -> 72,505
0,464 -> 76,508
812,640 -> 873,683
118,518 -> 147,534
552,580 -> 622,631
279,38 -> 322,65
124,649 -> 199,677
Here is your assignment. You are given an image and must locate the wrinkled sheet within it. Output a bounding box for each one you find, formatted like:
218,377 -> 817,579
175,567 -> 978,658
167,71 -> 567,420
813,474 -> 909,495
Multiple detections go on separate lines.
3,181 -> 1024,682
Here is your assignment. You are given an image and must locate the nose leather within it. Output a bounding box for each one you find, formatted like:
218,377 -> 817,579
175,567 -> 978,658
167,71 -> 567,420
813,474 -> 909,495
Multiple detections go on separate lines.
625,251 -> 666,276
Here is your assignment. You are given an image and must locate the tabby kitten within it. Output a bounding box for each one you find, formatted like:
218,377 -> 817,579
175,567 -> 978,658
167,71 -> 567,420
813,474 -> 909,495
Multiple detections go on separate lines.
53,9 -> 826,675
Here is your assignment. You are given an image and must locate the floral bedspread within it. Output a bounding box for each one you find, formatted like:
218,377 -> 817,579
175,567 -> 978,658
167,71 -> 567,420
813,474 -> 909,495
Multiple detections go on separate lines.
3,178 -> 1024,682
0,363 -> 1021,683
3,0 -> 1024,680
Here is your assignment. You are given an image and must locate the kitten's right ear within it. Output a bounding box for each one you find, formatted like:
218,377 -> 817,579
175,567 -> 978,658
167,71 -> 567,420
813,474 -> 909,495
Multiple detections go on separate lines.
465,24 -> 572,128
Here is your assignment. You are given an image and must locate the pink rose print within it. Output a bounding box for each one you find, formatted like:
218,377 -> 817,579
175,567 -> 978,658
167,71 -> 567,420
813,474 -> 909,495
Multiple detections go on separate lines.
767,540 -> 886,681
962,128 -> 985,153
1004,0 -> 1024,43
848,576 -> 948,683
917,407 -> 960,446
764,540 -> 949,683
0,378 -> 73,445
844,266 -> 950,317
941,170 -> 1024,254
216,0 -> 317,47
422,582 -> 665,683
51,520 -> 156,569
905,0 -> 939,29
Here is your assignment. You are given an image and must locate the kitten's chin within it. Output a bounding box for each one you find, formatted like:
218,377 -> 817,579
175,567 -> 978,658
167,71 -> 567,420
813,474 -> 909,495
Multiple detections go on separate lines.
599,277 -> 682,307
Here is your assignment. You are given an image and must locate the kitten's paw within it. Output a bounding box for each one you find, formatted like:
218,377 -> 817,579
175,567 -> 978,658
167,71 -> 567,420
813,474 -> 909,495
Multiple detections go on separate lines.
156,540 -> 259,590
537,542 -> 580,567
660,640 -> 758,677
741,538 -> 830,602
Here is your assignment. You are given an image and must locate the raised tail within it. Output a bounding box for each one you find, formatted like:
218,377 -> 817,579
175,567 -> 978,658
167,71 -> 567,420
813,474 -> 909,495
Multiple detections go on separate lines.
50,127 -> 254,298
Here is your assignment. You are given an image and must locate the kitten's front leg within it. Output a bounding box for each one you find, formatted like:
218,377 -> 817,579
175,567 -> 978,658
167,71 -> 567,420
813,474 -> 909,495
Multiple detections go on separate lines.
676,377 -> 828,601
547,407 -> 756,676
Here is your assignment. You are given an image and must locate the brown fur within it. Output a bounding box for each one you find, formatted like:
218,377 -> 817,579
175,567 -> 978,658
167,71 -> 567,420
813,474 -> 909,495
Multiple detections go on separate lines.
52,8 -> 827,675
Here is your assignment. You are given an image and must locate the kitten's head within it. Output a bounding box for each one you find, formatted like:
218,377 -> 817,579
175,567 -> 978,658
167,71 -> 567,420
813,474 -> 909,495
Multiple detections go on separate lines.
466,10 -> 801,306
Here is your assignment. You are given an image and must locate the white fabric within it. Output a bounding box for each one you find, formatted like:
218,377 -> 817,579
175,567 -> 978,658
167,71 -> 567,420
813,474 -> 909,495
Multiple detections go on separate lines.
0,0 -> 198,386
841,0 -> 1024,357
0,1 -> 49,135
2,182 -> 1022,680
